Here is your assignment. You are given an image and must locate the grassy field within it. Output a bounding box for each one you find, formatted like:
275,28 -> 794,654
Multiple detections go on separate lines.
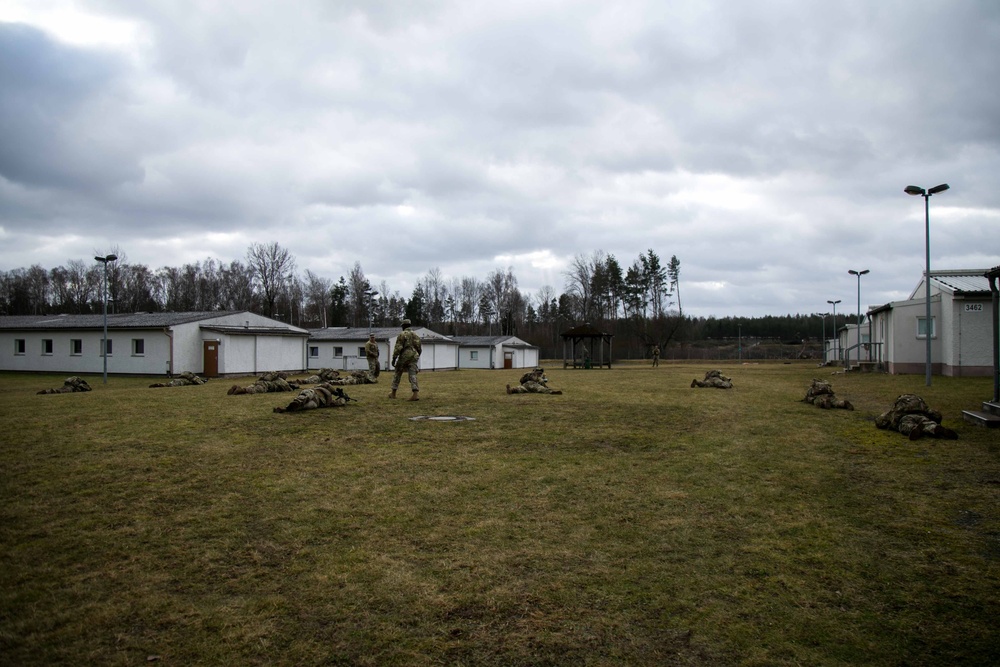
1,362 -> 998,666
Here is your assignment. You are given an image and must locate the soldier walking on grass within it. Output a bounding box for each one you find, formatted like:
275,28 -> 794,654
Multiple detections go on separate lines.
389,319 -> 422,401
652,344 -> 660,368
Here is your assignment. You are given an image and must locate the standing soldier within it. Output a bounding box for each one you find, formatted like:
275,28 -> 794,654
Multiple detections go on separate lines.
365,333 -> 381,377
389,319 -> 422,401
651,344 -> 660,367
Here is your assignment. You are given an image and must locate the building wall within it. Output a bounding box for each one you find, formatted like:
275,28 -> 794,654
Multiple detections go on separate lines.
1,329 -> 171,375
942,296 -> 994,376
459,346 -> 493,369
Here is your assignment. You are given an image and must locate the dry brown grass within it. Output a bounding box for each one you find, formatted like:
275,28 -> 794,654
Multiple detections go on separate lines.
1,362 -> 998,665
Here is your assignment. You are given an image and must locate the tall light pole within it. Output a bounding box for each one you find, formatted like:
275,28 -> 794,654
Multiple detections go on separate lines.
848,270 -> 869,370
905,183 -> 949,386
827,299 -> 841,365
94,253 -> 117,384
366,289 -> 379,334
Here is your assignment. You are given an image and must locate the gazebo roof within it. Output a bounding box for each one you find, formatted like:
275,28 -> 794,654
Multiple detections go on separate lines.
560,324 -> 613,338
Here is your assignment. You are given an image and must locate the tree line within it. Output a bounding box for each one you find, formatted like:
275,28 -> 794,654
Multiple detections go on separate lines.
0,242 -> 846,357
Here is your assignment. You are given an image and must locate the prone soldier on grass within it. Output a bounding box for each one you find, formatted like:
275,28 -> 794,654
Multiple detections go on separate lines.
273,384 -> 356,413
37,376 -> 92,394
228,371 -> 298,395
506,367 -> 562,395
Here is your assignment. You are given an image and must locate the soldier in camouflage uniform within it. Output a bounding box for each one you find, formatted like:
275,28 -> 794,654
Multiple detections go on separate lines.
690,369 -> 733,389
149,371 -> 208,388
801,379 -> 854,410
365,334 -> 381,377
875,394 -> 958,440
327,369 -> 378,385
652,344 -> 660,368
228,372 -> 298,395
507,367 -> 562,394
37,376 -> 92,394
296,368 -> 342,384
273,384 -> 354,413
389,319 -> 422,401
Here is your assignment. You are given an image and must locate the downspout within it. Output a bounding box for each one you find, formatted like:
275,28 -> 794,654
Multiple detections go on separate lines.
163,327 -> 174,376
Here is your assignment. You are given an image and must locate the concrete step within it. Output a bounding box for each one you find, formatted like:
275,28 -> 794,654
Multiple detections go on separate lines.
981,401 -> 1000,417
962,409 -> 1000,428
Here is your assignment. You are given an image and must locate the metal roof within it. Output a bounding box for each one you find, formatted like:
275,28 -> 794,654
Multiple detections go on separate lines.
307,326 -> 455,342
907,269 -> 993,300
0,311 -> 248,330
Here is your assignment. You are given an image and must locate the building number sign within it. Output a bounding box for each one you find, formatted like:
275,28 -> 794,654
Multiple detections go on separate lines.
964,303 -> 983,312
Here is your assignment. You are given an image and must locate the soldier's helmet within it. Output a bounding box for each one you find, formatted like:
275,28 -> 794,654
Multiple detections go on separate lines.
401,319 -> 411,328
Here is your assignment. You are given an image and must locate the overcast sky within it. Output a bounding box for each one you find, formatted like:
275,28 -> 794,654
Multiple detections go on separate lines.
1,0 -> 997,318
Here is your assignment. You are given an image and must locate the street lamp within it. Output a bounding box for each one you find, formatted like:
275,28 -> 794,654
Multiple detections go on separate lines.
905,183 -> 949,386
94,253 -> 117,384
848,270 -> 869,371
827,299 -> 841,365
366,289 -> 379,334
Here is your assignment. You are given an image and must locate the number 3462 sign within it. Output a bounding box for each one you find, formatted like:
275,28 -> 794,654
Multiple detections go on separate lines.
964,303 -> 984,312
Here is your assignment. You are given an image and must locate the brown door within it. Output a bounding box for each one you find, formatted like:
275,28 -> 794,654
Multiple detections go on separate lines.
203,340 -> 219,377
504,352 -> 513,369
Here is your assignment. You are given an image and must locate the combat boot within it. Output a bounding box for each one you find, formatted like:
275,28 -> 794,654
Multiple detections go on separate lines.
389,389 -> 397,399
408,391 -> 419,401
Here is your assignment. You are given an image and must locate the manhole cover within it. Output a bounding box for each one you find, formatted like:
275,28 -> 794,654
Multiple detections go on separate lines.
408,415 -> 476,422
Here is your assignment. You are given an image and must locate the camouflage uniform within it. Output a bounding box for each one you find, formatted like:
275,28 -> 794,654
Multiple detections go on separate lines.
507,367 -> 562,394
390,320 -> 422,399
801,379 -> 854,410
37,376 -> 92,394
652,345 -> 660,368
149,371 -> 207,388
691,369 -> 733,389
297,368 -> 341,384
327,369 -> 378,385
365,335 -> 381,377
273,384 -> 353,413
228,372 -> 298,395
875,394 -> 958,440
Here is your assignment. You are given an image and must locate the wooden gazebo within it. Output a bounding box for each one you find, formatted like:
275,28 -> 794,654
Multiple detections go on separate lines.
560,324 -> 613,369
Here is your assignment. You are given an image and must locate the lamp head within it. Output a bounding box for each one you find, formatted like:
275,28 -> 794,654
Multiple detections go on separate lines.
928,183 -> 949,195
860,269 -> 870,276
106,254 -> 117,262
904,185 -> 925,196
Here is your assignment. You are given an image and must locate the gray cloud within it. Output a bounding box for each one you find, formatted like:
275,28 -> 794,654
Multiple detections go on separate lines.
0,0 -> 997,317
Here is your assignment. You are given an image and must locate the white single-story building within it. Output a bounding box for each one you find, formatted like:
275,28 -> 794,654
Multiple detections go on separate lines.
451,335 -> 540,370
868,269 -> 995,377
306,326 -> 460,372
0,311 -> 309,377
828,322 -> 872,368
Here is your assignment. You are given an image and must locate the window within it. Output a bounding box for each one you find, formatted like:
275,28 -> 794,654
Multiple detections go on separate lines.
15,339 -> 25,355
309,346 -> 319,358
470,350 -> 479,361
917,317 -> 936,339
334,346 -> 343,357
358,346 -> 366,357
132,339 -> 145,356
71,339 -> 83,355
42,339 -> 53,355
103,339 -> 113,357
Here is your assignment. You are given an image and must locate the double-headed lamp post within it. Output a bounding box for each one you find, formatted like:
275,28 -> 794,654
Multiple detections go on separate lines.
905,183 -> 950,387
94,253 -> 118,384
848,270 -> 869,370
366,289 -> 379,334
827,299 -> 841,364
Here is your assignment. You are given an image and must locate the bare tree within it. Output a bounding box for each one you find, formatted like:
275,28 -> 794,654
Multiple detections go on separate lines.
246,242 -> 296,318
304,270 -> 333,327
